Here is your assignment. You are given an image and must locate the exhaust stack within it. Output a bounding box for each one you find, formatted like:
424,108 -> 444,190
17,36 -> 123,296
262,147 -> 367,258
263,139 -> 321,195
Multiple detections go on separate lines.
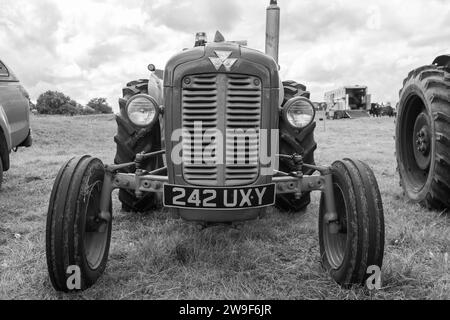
265,0 -> 280,64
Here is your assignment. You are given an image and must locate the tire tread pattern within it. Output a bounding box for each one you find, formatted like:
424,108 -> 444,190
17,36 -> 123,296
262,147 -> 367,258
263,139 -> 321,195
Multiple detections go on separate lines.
397,64 -> 450,209
46,156 -> 112,291
319,159 -> 384,287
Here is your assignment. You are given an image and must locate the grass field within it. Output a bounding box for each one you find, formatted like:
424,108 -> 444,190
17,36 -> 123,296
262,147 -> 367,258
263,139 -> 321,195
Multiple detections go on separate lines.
0,114 -> 448,300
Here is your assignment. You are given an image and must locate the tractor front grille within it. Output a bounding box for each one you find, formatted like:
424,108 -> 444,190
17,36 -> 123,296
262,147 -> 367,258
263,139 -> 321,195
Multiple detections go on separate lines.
181,73 -> 261,186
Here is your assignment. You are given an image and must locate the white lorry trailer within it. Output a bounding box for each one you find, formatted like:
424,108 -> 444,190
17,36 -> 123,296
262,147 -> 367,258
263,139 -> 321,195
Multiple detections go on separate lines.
324,85 -> 371,119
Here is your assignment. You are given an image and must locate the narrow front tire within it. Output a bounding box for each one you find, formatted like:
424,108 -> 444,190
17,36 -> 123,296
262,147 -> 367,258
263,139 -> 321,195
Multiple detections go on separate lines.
319,159 -> 385,287
46,156 -> 112,292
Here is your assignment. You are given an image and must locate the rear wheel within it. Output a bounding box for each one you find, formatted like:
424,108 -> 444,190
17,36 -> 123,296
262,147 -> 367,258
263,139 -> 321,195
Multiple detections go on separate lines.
276,80 -> 317,212
114,79 -> 164,212
319,159 -> 384,287
396,63 -> 450,209
46,156 -> 112,292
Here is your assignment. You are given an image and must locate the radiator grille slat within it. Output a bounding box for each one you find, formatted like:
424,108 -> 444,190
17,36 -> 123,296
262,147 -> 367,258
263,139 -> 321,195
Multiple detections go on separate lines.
182,74 -> 261,186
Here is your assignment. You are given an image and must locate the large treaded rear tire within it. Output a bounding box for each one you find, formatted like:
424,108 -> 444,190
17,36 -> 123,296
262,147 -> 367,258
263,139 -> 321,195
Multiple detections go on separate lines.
396,63 -> 450,209
114,79 -> 164,212
276,80 -> 317,212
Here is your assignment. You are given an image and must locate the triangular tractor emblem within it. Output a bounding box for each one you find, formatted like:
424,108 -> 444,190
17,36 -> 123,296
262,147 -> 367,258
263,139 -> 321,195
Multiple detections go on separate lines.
209,50 -> 237,71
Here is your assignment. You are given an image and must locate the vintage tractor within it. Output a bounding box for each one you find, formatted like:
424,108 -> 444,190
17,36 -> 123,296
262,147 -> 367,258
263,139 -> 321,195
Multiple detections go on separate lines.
46,0 -> 385,292
396,55 -> 450,209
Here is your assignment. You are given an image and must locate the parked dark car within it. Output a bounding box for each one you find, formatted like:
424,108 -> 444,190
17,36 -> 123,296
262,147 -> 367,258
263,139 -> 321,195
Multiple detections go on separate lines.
0,59 -> 32,188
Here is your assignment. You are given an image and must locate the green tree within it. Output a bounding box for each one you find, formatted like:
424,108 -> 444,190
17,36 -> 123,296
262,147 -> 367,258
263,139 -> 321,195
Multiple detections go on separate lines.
87,98 -> 113,114
36,91 -> 81,115
81,106 -> 96,115
60,103 -> 80,116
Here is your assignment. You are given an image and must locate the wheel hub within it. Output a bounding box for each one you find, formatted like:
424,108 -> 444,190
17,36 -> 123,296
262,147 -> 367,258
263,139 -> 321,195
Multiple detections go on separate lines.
86,215 -> 108,233
84,186 -> 109,269
323,184 -> 347,269
416,127 -> 430,155
412,112 -> 431,170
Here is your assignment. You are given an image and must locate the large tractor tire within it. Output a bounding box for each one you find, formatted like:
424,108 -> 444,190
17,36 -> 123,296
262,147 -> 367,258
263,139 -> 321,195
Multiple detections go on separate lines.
319,159 -> 384,287
276,80 -> 317,212
396,60 -> 450,209
46,156 -> 112,291
114,79 -> 164,212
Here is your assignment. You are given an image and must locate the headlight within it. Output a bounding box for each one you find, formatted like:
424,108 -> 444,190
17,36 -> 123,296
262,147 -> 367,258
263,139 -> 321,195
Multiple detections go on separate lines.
282,96 -> 316,129
126,94 -> 159,127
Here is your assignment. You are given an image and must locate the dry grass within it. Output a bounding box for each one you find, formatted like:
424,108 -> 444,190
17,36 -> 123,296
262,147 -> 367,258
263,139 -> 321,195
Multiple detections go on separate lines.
0,114 -> 448,300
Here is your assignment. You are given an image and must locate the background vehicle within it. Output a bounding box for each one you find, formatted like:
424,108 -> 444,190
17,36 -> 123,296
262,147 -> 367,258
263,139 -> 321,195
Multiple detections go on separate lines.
324,85 -> 371,119
396,55 -> 450,209
46,0 -> 385,292
370,103 -> 395,118
0,59 -> 32,188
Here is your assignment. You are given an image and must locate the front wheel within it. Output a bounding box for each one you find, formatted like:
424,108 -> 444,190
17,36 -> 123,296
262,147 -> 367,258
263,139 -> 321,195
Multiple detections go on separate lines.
46,156 -> 112,292
319,159 -> 385,287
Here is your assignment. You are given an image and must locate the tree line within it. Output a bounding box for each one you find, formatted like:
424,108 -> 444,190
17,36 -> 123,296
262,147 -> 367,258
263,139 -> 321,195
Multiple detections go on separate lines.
30,91 -> 113,115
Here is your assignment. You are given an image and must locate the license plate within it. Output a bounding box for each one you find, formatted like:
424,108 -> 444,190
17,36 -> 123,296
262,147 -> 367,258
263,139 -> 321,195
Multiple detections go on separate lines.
163,184 -> 276,210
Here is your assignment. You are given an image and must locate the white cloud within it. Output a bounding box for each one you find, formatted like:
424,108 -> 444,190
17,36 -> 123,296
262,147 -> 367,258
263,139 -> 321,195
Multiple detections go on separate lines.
0,0 -> 449,110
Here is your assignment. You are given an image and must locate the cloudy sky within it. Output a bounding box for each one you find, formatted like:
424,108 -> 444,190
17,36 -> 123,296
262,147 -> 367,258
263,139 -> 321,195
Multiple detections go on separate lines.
1,0 -> 449,111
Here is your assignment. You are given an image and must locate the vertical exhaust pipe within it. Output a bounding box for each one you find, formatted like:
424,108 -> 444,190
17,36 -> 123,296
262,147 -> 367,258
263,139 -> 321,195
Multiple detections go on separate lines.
265,0 -> 280,64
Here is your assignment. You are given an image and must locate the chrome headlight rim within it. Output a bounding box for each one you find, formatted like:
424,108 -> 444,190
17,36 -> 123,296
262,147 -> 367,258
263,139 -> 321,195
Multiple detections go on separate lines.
282,96 -> 316,129
126,94 -> 160,128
